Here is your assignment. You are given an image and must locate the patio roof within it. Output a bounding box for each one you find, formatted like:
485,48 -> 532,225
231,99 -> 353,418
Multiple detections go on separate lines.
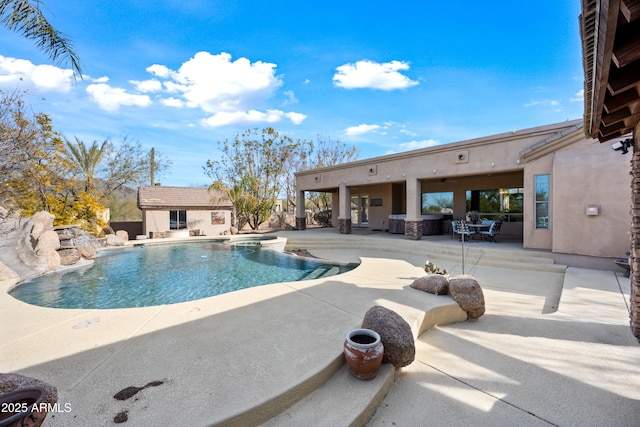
581,0 -> 640,142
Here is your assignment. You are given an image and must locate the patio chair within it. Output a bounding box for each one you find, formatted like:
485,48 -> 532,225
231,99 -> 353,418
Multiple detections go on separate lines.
453,220 -> 476,241
479,220 -> 503,242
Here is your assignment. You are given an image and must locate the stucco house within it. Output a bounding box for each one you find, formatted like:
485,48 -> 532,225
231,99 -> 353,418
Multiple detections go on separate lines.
294,120 -> 631,269
138,186 -> 233,237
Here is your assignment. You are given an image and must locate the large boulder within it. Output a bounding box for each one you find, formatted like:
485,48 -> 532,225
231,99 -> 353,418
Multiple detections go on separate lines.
39,247 -> 61,271
58,248 -> 81,266
115,229 -> 129,242
106,234 -> 125,246
78,245 -> 97,260
410,274 -> 449,295
16,212 -> 58,272
35,230 -> 60,254
361,306 -> 415,368
449,274 -> 485,319
28,211 -> 55,240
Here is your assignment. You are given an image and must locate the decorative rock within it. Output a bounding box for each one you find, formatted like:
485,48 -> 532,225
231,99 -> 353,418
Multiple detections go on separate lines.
106,234 -> 125,246
410,274 -> 449,295
58,248 -> 81,265
115,230 -> 129,242
449,274 -> 485,319
39,247 -> 61,271
78,245 -> 97,260
361,305 -> 415,368
35,230 -> 61,254
28,211 -> 55,240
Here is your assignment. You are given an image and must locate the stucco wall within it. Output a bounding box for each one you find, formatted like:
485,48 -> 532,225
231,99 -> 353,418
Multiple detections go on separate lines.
143,209 -> 231,236
552,141 -> 630,258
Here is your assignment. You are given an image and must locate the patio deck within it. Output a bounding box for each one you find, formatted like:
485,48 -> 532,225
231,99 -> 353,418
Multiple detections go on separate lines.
0,228 -> 638,426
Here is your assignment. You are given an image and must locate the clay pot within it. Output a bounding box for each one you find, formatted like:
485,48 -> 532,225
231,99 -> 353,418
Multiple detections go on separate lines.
0,387 -> 47,427
343,328 -> 384,380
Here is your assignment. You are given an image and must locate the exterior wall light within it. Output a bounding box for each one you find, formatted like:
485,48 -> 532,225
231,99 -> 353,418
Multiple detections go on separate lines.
612,138 -> 632,154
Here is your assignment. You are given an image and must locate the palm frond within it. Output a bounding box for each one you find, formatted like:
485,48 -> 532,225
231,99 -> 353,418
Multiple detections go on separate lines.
0,0 -> 82,79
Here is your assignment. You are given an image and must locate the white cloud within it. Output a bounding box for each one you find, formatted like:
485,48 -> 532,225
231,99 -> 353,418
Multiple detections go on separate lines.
93,76 -> 109,83
400,129 -> 417,137
151,51 -> 282,113
345,124 -> 381,136
0,55 -> 73,93
130,79 -> 162,93
570,89 -> 584,102
201,109 -> 306,127
398,139 -> 439,150
161,97 -> 185,108
86,83 -> 152,111
283,90 -> 298,105
333,60 -> 419,90
524,99 -> 562,111
143,51 -> 305,126
146,64 -> 172,78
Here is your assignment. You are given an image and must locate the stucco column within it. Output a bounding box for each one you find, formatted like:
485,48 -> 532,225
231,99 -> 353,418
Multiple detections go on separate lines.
404,177 -> 422,240
338,183 -> 351,234
295,190 -> 306,230
454,190 -> 467,220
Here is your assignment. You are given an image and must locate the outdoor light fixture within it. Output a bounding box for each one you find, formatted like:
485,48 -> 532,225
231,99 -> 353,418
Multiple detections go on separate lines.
611,138 -> 632,154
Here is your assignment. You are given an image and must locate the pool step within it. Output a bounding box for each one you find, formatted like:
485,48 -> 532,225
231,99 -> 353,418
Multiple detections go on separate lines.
260,364 -> 397,427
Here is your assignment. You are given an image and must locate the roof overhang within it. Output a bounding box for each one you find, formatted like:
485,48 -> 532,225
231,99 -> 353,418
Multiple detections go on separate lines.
581,0 -> 640,142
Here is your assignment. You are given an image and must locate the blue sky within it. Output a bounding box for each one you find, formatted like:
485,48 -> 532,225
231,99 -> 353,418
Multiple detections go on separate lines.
0,1 -> 584,186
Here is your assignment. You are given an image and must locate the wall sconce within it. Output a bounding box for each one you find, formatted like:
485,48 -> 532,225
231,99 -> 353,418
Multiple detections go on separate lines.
612,138 -> 632,154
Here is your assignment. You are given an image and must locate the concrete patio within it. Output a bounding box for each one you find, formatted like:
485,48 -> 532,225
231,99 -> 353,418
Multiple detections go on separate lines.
1,228 -> 638,426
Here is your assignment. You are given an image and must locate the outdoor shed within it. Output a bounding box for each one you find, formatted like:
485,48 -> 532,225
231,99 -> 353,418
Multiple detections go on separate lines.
138,186 -> 233,237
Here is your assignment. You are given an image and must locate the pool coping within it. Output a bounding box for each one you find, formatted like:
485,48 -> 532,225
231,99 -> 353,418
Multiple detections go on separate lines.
0,235 -> 466,426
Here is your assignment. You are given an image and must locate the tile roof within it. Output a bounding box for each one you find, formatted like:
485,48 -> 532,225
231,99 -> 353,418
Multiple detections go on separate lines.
138,186 -> 232,209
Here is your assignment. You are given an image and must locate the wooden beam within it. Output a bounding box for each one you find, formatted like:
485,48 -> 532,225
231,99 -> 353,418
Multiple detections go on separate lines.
607,60 -> 640,94
612,20 -> 640,67
600,118 -> 627,136
604,87 -> 640,113
620,0 -> 640,22
602,106 -> 632,125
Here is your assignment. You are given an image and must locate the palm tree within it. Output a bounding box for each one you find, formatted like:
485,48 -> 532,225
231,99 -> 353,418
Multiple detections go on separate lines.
64,137 -> 109,191
0,0 -> 82,78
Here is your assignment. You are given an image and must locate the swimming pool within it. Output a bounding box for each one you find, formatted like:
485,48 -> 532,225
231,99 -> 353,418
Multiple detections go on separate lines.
9,242 -> 357,309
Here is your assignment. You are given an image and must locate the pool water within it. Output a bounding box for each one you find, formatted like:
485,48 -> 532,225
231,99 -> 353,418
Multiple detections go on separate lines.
9,242 -> 357,309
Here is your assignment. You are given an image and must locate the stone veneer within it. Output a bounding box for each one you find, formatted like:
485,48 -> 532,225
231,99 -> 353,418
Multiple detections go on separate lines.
631,151 -> 640,338
338,218 -> 352,234
295,217 -> 306,230
404,220 -> 423,240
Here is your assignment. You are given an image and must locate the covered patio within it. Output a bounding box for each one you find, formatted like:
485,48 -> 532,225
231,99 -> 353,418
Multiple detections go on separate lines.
295,120 -> 630,268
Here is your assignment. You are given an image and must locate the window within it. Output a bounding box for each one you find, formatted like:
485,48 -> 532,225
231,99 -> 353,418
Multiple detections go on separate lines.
170,210 -> 187,230
465,188 -> 523,222
535,175 -> 549,229
421,192 -> 453,214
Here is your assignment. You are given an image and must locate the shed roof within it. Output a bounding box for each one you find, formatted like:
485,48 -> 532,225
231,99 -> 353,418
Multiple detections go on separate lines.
138,186 -> 232,209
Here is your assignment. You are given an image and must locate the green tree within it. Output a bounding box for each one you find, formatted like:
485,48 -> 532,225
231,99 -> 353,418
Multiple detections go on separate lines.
204,127 -> 301,230
305,136 -> 358,213
0,0 -> 82,78
63,137 -> 108,191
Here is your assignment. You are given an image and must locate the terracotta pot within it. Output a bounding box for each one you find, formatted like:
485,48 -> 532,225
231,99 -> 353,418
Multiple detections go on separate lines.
0,387 -> 47,427
343,328 -> 384,380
